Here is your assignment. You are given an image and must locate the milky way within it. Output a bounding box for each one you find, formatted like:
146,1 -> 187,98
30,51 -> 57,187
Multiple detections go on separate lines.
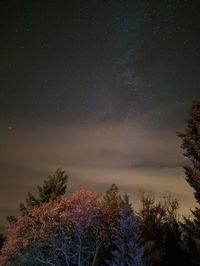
0,0 -> 200,227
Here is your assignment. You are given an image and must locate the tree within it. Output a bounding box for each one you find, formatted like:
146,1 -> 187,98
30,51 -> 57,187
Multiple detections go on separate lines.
101,184 -> 123,261
178,101 -> 200,204
178,100 -> 200,264
26,189 -> 104,266
138,192 -> 191,266
106,194 -> 145,266
102,184 -> 123,209
14,168 -> 68,217
0,188 -> 119,265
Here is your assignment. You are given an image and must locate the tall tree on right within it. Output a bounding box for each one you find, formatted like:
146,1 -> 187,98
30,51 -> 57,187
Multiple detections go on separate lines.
178,100 -> 200,264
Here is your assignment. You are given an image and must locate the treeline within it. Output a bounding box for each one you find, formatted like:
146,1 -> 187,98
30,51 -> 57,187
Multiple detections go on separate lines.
0,101 -> 200,265
0,171 -> 188,266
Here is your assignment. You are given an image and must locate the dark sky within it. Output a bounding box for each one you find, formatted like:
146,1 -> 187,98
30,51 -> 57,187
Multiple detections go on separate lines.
1,0 -> 200,226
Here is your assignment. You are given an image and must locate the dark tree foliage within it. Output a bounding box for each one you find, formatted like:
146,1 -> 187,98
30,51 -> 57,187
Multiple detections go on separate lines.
20,168 -> 69,215
102,183 -> 123,209
0,234 -> 6,251
138,193 -> 192,266
7,168 -> 69,222
6,215 -> 17,225
178,101 -> 200,203
178,100 -> 200,265
100,184 -> 123,262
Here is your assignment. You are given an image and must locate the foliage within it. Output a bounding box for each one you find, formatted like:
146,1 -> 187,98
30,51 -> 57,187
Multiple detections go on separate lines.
177,100 -> 200,204
138,192 -> 191,265
0,188 -> 121,265
101,183 -> 123,260
102,183 -> 123,209
106,194 -> 145,266
0,234 -> 6,252
178,100 -> 200,264
21,168 -> 68,215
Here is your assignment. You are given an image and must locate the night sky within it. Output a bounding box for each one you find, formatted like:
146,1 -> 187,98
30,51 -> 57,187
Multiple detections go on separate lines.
1,0 -> 200,226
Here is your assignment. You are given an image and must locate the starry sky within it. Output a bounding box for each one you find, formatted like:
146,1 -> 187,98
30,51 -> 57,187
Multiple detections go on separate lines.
1,0 -> 200,227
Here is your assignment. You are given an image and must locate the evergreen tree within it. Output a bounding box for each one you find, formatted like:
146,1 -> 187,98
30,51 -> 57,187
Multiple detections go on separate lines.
178,101 -> 200,203
100,184 -> 123,261
106,194 -> 145,266
102,183 -> 123,209
20,168 -> 68,215
178,100 -> 200,264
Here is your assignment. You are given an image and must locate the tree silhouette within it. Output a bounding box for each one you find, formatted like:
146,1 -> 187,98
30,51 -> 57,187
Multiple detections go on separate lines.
178,100 -> 200,264
20,168 -> 69,215
106,194 -> 145,266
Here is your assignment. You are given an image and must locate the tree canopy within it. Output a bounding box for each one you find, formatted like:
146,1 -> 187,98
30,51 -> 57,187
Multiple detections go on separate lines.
178,100 -> 200,265
20,168 -> 69,215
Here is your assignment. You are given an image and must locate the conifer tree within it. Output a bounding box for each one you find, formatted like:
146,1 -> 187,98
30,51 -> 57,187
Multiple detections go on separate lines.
102,183 -> 123,209
106,194 -> 145,266
178,101 -> 200,203
178,100 -> 200,264
20,168 -> 68,215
